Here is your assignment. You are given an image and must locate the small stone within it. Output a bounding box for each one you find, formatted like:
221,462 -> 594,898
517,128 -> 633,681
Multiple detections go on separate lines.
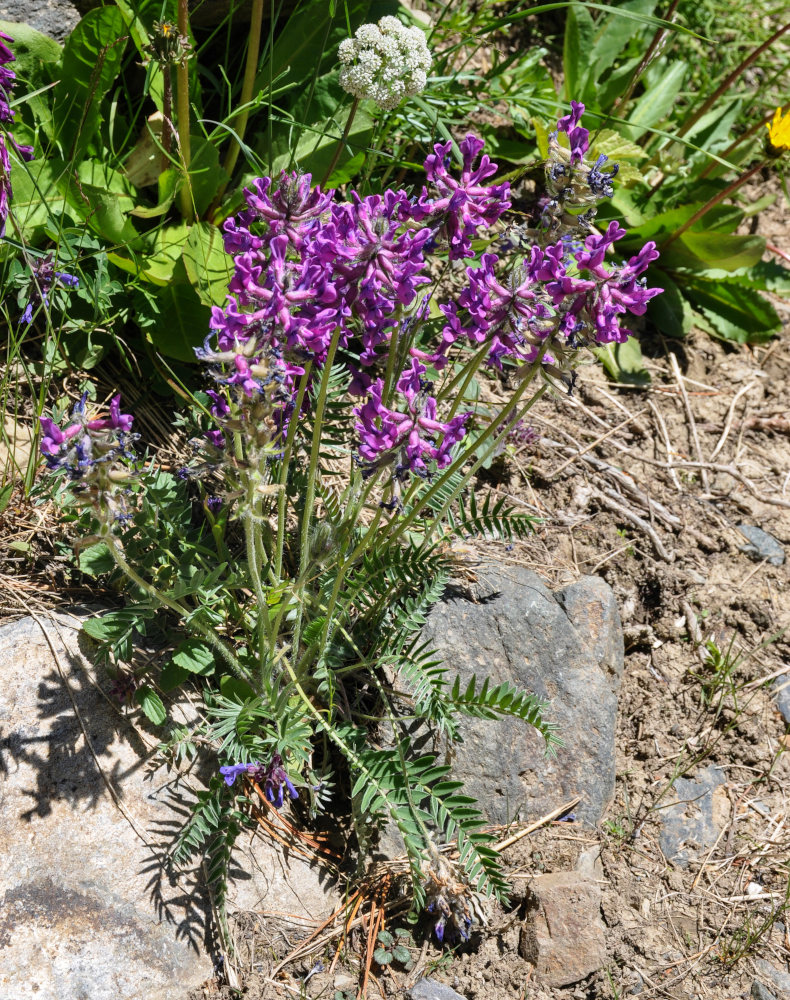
751,982 -> 777,1000
408,978 -> 469,1000
658,765 -> 728,868
0,1 -> 80,41
519,872 -> 606,987
773,676 -> 790,726
737,524 -> 785,566
755,959 -> 790,998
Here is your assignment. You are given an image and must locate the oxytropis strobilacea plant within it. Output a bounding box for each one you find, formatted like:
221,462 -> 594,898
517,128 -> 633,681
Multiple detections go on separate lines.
0,30 -> 34,234
41,103 -> 661,939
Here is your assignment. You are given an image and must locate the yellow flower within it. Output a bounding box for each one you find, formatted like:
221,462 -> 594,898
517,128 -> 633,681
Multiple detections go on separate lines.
766,106 -> 790,152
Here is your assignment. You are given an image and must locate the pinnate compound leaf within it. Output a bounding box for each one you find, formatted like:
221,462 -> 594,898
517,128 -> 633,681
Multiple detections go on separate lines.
135,685 -> 167,725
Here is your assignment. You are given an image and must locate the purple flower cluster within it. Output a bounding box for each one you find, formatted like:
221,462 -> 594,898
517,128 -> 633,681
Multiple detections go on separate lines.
39,393 -> 136,522
193,108 -> 660,485
219,753 -> 299,809
0,31 -> 34,235
354,360 -> 469,479
19,252 -> 79,325
199,136 -> 510,480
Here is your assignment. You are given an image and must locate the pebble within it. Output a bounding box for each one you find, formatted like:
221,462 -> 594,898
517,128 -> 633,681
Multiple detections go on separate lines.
408,978 -> 469,1000
751,982 -> 777,1000
737,524 -> 785,566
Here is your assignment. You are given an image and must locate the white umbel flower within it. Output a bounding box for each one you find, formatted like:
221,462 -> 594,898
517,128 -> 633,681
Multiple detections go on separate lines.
338,15 -> 431,111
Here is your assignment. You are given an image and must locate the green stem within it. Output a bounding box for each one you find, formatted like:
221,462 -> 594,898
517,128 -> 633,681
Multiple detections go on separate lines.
291,327 -> 343,656
389,357 -> 549,546
214,0 -> 265,210
176,0 -> 192,221
320,97 -> 359,189
102,534 -> 250,681
274,364 -> 313,582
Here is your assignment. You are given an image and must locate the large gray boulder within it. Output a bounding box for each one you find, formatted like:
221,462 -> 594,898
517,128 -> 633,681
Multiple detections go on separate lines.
0,613 -> 214,1000
418,566 -> 624,828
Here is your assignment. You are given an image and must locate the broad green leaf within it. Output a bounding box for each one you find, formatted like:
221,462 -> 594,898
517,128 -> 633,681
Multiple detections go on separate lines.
683,278 -> 780,344
78,543 -> 115,577
588,0 -> 656,86
646,269 -> 690,338
160,660 -> 189,693
186,135 -> 230,217
183,222 -> 233,307
624,60 -> 686,140
82,611 -> 136,642
133,260 -> 212,361
697,260 -> 790,295
0,20 -> 61,76
135,685 -> 167,725
172,639 -> 216,675
53,7 -> 127,159
593,335 -> 650,385
9,158 -> 70,235
219,675 -> 257,703
110,223 -> 190,285
588,128 -> 647,185
617,203 -> 743,247
563,4 -> 595,102
662,232 -> 764,273
0,483 -> 13,515
269,105 -> 374,177
58,162 -> 140,247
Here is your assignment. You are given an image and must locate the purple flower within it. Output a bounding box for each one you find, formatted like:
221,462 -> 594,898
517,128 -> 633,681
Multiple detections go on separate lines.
39,393 -> 135,478
219,754 -> 299,808
0,32 -> 34,236
412,135 -> 511,260
355,361 -> 470,478
18,253 -> 79,325
219,762 -> 254,787
556,100 -> 589,165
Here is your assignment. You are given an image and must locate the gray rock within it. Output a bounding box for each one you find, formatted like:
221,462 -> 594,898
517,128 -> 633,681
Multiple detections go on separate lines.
408,978 -> 469,1000
658,765 -> 728,868
0,613 -> 213,1000
755,960 -> 790,999
751,982 -> 778,1000
773,675 -> 790,726
0,1 -> 79,41
519,871 -> 607,986
737,524 -> 785,566
417,566 -> 624,827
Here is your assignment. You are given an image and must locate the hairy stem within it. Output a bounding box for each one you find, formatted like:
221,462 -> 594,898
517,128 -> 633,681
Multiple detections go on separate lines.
176,0 -> 192,220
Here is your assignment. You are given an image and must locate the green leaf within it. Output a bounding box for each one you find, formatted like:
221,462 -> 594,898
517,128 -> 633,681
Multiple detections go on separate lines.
0,19 -> 61,79
683,278 -> 781,344
662,232 -> 765,273
182,222 -> 234,307
695,259 -> 790,295
219,675 -> 257,703
83,611 -> 135,642
587,0 -> 656,89
172,638 -> 216,676
186,135 -> 230,217
392,945 -> 411,964
10,158 -> 70,236
647,269 -> 690,338
133,260 -> 212,362
624,60 -> 686,140
373,947 -> 392,966
0,482 -> 13,515
78,542 -> 115,577
563,4 -> 596,103
53,7 -> 127,159
135,685 -> 167,725
160,660 -> 189,693
592,335 -> 650,385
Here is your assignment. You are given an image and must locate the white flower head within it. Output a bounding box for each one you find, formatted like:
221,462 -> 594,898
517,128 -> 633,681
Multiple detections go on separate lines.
338,15 -> 431,111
